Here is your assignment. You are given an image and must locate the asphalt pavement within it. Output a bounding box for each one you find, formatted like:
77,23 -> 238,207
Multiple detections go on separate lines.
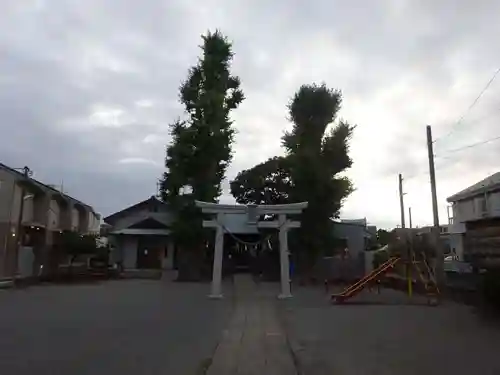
0,278 -> 234,375
3,276 -> 500,375
281,285 -> 500,375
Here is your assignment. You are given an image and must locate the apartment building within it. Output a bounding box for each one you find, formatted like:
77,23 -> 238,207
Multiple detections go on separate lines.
0,163 -> 100,277
447,172 -> 500,263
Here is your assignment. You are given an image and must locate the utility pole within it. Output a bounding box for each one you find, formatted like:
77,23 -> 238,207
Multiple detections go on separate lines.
398,173 -> 406,228
408,207 -> 413,229
398,174 -> 411,296
407,205 -> 414,297
13,166 -> 30,278
426,125 -> 444,287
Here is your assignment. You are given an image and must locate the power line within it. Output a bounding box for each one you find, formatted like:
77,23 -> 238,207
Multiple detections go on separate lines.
436,134 -> 500,156
434,67 -> 500,143
406,135 -> 500,184
404,155 -> 458,183
355,132 -> 498,192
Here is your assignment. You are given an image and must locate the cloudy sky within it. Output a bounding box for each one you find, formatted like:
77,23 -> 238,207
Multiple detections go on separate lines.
1,0 -> 500,229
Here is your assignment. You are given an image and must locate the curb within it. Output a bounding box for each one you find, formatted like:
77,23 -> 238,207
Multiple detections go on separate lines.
119,271 -> 163,280
0,280 -> 14,289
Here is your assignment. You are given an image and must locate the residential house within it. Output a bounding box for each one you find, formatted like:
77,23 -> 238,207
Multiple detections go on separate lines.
0,163 -> 100,277
103,196 -> 262,271
408,225 -> 451,254
313,218 -> 376,281
333,218 -> 375,258
104,196 -> 176,270
447,172 -> 500,263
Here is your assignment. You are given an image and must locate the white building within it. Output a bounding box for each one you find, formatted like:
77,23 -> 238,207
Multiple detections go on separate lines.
447,172 -> 500,262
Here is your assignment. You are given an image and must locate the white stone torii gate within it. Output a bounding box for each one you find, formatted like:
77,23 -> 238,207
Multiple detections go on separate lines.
195,201 -> 308,299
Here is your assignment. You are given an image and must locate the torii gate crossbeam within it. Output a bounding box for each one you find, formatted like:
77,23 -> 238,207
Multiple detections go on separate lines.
195,201 -> 308,299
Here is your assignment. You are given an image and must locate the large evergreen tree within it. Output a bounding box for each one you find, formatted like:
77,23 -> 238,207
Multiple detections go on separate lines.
284,84 -> 354,266
160,30 -> 244,280
230,83 -> 354,269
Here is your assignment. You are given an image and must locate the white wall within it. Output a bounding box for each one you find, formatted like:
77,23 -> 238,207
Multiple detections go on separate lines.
3,183 -> 43,226
47,200 -> 60,230
489,191 -> 500,216
333,224 -> 366,258
21,195 -> 34,224
10,189 -> 42,226
9,184 -> 23,223
452,190 -> 500,223
87,212 -> 101,234
122,237 -> 138,268
71,208 -> 79,231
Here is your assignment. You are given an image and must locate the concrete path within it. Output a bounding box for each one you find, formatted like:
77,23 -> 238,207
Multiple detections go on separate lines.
207,275 -> 297,375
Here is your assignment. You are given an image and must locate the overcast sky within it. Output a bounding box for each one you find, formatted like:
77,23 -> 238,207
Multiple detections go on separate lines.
1,1 -> 500,229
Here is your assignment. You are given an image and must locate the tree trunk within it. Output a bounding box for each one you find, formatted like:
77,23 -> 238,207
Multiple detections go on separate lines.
176,246 -> 204,281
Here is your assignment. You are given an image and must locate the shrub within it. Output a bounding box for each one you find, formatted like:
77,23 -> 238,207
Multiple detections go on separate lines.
373,249 -> 389,269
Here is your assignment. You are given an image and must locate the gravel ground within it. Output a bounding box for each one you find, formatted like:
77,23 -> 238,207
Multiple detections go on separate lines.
0,278 -> 234,375
280,285 -> 500,375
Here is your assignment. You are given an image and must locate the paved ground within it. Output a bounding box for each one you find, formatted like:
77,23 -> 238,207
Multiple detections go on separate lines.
281,285 -> 500,375
0,277 -> 234,375
207,275 -> 296,374
2,276 -> 500,375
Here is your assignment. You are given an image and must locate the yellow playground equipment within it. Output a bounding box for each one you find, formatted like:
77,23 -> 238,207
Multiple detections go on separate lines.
331,253 -> 439,305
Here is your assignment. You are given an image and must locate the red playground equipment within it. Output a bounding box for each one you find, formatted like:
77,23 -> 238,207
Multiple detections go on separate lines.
331,257 -> 400,303
331,254 -> 440,304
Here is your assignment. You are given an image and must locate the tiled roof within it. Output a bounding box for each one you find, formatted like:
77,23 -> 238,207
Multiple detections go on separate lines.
447,171 -> 500,202
103,196 -> 162,224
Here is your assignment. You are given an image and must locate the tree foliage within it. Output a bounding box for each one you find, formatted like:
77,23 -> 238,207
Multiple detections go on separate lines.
230,83 -> 355,266
60,231 -> 100,263
159,30 -> 244,279
376,229 -> 391,247
230,156 -> 292,205
285,84 -> 354,262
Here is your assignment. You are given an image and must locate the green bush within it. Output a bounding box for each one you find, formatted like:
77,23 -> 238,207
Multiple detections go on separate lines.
60,231 -> 99,264
373,249 -> 389,269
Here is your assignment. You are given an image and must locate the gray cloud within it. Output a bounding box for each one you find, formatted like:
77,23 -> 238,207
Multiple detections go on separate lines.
1,0 -> 500,229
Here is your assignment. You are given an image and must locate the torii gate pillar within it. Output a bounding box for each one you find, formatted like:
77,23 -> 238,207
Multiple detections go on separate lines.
195,201 -> 308,299
278,214 -> 291,298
